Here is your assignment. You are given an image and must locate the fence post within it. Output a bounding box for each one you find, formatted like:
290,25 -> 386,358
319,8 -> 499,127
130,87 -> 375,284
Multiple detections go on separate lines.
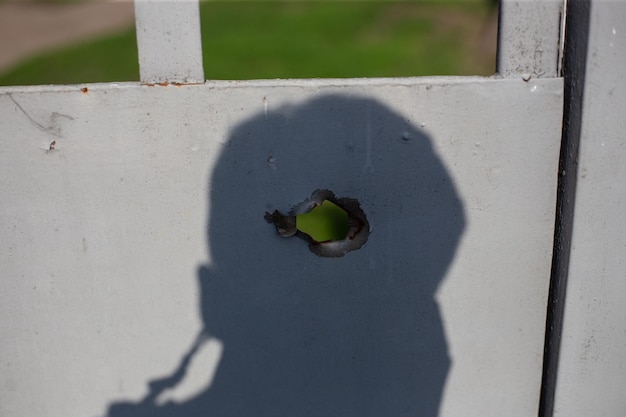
134,0 -> 204,84
497,0 -> 564,78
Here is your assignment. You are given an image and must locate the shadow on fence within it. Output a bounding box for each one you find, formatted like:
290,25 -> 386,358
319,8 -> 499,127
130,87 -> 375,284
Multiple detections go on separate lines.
107,94 -> 465,417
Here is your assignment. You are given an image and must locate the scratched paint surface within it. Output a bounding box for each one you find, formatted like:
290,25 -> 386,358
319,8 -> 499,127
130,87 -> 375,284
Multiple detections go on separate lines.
0,77 -> 562,417
497,0 -> 564,77
553,3 -> 626,416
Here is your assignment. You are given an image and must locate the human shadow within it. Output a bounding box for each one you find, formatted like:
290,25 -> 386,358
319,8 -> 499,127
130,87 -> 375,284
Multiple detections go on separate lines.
107,94 -> 465,417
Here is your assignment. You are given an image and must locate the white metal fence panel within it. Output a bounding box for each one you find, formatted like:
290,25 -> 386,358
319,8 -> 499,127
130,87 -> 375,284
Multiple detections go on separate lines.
0,77 -> 563,417
0,1 -> 573,416
553,2 -> 626,416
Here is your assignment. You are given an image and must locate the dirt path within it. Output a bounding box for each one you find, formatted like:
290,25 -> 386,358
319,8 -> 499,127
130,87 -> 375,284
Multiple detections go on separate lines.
0,1 -> 135,73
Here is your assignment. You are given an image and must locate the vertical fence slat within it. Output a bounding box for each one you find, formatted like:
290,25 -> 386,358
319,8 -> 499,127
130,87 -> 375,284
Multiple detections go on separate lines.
553,1 -> 626,415
134,0 -> 204,84
497,0 -> 564,78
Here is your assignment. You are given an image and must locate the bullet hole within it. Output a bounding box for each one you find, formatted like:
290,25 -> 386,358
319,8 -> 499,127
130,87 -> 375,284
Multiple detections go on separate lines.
265,189 -> 370,257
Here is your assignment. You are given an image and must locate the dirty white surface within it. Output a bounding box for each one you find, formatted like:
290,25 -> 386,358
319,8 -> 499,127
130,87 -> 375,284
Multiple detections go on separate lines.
135,0 -> 204,84
0,77 -> 562,416
497,0 -> 564,78
553,2 -> 626,416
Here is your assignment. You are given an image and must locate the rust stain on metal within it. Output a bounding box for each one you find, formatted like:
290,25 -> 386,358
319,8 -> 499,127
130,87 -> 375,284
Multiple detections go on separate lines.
143,82 -> 170,87
142,81 -> 203,87
80,87 -> 89,94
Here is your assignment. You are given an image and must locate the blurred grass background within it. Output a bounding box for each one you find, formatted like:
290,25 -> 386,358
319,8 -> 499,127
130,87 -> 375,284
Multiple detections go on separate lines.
0,0 -> 497,86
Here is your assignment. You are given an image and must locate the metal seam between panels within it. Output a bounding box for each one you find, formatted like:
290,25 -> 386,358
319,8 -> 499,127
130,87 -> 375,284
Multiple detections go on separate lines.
538,1 -> 591,416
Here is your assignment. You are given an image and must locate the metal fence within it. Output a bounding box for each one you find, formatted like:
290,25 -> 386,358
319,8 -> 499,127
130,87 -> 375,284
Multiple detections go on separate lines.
0,1 -> 623,417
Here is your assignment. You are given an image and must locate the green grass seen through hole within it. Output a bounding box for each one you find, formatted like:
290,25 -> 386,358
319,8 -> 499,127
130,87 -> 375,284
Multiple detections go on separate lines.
296,200 -> 349,243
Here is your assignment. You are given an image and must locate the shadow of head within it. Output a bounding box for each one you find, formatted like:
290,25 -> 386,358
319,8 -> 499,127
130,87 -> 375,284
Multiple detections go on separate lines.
106,93 -> 465,417
198,94 -> 465,416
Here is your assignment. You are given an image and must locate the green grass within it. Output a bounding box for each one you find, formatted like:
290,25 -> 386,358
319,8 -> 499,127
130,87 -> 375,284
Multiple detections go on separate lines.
0,27 -> 139,86
200,2 -> 493,79
296,200 -> 349,243
0,1 -> 495,86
